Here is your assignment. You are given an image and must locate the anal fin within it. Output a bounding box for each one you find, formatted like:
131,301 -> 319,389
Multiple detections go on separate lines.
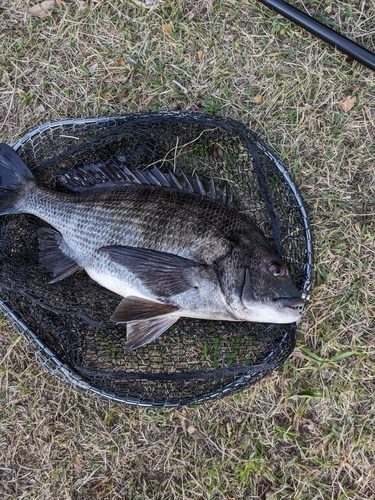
126,315 -> 179,351
38,227 -> 82,283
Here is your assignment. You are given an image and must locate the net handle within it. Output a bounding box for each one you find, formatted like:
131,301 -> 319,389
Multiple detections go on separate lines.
258,0 -> 375,72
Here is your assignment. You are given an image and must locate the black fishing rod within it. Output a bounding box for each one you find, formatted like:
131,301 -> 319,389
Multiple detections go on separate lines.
258,0 -> 375,72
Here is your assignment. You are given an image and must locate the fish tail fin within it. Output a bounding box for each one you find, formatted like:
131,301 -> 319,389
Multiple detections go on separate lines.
0,143 -> 35,215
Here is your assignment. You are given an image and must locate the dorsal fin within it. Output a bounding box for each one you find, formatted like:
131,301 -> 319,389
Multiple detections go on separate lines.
150,166 -> 170,186
60,163 -> 235,206
193,172 -> 206,196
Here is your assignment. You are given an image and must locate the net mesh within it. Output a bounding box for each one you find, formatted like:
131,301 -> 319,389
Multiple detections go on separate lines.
0,112 -> 313,407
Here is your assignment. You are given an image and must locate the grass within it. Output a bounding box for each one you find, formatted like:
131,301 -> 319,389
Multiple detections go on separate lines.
1,0 -> 375,498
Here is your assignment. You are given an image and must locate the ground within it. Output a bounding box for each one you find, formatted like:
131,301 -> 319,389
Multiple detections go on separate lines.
0,1 -> 375,499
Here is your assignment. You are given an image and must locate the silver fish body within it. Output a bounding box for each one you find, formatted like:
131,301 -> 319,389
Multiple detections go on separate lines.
0,144 -> 304,350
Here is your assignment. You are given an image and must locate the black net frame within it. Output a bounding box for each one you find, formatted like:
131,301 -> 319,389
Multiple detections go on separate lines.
0,111 -> 313,407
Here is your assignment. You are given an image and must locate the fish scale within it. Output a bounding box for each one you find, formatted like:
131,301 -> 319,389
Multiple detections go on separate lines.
23,185 -> 237,264
0,143 -> 305,350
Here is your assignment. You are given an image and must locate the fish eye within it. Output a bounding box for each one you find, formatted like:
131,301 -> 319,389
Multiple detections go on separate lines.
269,262 -> 284,277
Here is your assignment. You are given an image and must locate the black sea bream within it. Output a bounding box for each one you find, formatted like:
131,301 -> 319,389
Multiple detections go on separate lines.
0,143 -> 304,350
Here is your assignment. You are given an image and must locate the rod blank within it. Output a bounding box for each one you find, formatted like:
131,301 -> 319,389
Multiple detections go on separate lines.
258,0 -> 375,72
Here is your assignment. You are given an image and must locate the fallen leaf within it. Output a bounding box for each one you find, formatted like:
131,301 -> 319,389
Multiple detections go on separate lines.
325,4 -> 332,14
223,33 -> 235,42
141,96 -> 152,105
226,422 -> 233,438
187,425 -> 204,440
117,57 -> 126,66
1,72 -> 10,85
339,96 -> 356,112
253,95 -> 264,105
289,346 -> 304,363
90,476 -> 110,491
27,0 -> 56,18
131,0 -> 163,7
162,24 -> 172,36
174,410 -> 188,437
88,63 -> 98,74
243,62 -> 250,71
197,50 -> 203,60
265,490 -> 276,499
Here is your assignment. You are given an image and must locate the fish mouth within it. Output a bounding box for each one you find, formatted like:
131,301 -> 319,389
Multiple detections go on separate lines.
276,296 -> 305,310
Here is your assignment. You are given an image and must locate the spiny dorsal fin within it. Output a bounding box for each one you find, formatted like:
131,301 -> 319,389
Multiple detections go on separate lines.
60,163 -> 235,206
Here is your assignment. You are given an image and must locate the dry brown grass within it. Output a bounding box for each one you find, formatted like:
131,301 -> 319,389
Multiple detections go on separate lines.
1,1 -> 375,499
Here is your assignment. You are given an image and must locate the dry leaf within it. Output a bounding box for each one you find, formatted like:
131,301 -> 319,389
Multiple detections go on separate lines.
243,62 -> 250,71
131,0 -> 163,7
162,24 -> 172,36
117,57 -> 126,66
223,33 -> 235,42
253,95 -> 264,105
180,418 -> 188,436
226,422 -> 233,438
174,410 -> 188,436
289,346 -> 304,364
141,96 -> 152,105
27,0 -> 56,18
339,96 -> 356,112
175,409 -> 189,437
187,425 -> 204,440
90,476 -> 110,491
1,72 -> 10,85
265,491 -> 276,499
89,63 -> 98,74
325,4 -> 332,14
197,50 -> 203,60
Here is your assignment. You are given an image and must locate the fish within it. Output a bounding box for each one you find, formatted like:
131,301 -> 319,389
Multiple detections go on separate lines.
0,143 -> 304,350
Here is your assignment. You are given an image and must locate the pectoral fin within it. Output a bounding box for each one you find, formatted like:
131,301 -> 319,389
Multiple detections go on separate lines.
99,245 -> 205,297
38,227 -> 82,283
125,315 -> 179,351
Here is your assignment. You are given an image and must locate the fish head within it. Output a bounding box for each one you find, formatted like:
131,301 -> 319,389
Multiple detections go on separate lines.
218,241 -> 304,323
240,246 -> 304,323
